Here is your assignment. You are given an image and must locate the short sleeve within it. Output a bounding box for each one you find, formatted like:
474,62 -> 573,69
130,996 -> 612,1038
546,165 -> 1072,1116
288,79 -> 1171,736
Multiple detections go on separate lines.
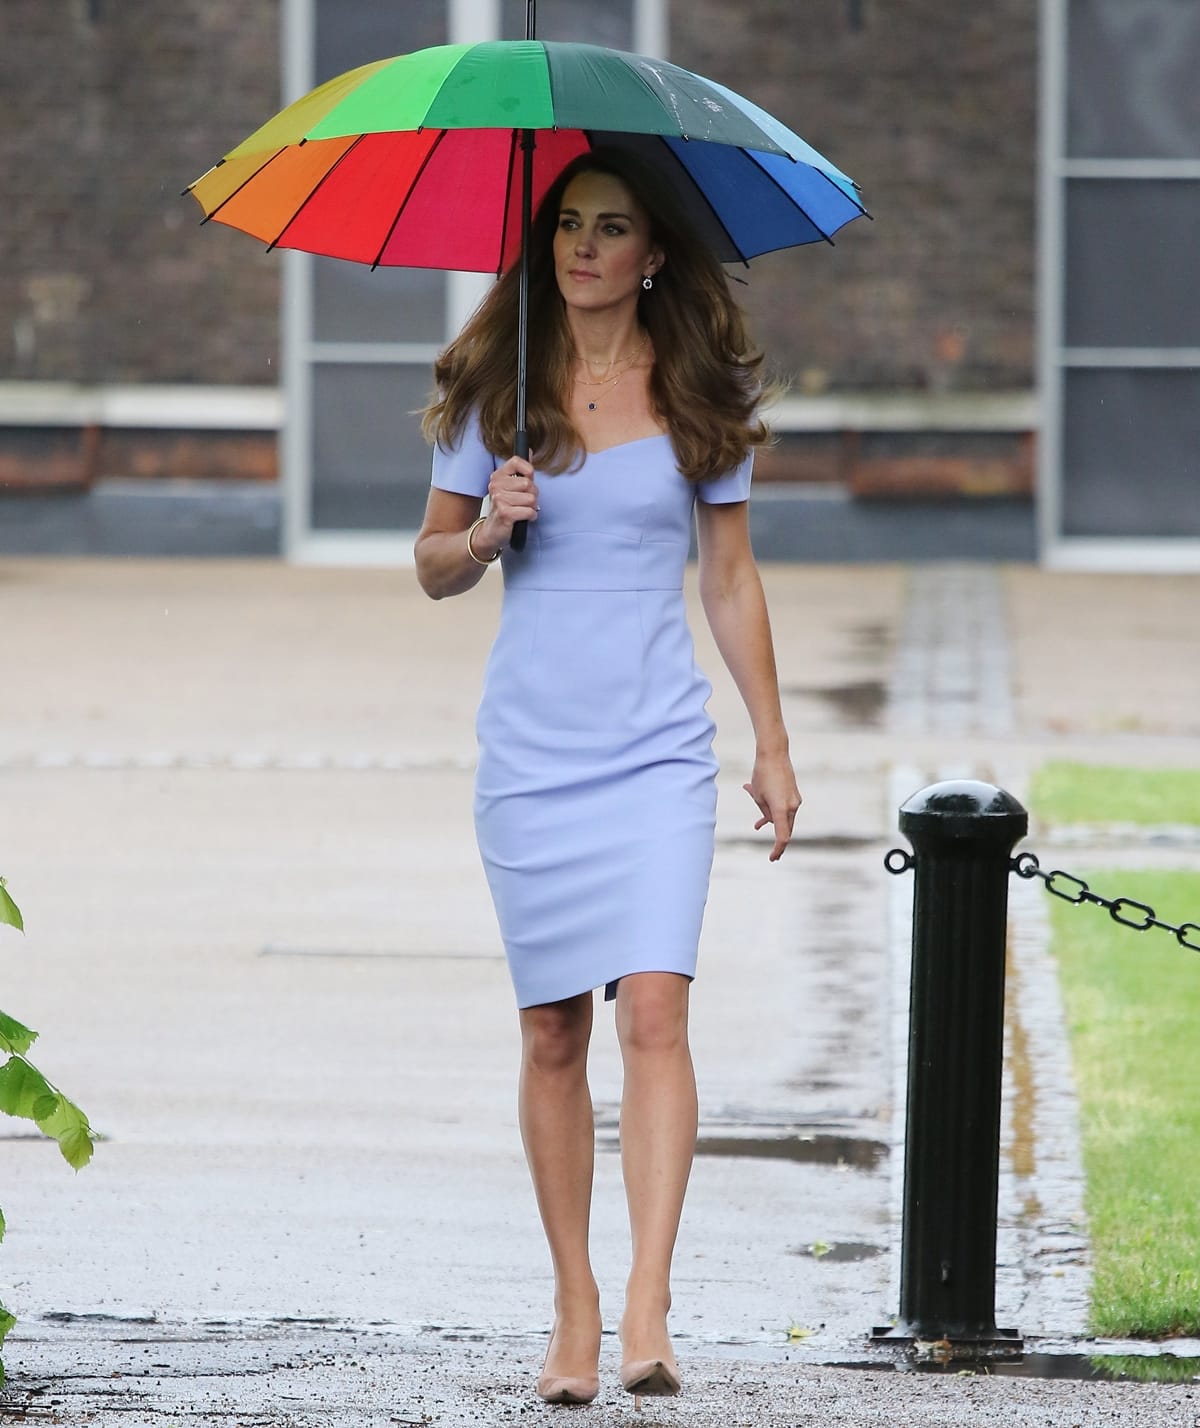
696,450 -> 753,504
430,413 -> 497,498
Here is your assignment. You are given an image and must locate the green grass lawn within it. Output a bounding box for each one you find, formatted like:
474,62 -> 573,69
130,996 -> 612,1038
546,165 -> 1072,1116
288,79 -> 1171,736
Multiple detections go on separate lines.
1050,868 -> 1200,1337
1031,762 -> 1200,826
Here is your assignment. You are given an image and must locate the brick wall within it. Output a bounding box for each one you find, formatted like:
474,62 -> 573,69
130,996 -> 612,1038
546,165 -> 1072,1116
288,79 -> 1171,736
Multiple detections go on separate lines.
1,0 -> 280,385
1,0 -> 1037,395
672,0 -> 1038,393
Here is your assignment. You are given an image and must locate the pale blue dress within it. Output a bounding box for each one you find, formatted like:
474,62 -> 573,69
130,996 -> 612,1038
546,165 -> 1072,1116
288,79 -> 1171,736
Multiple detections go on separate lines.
432,420 -> 752,1009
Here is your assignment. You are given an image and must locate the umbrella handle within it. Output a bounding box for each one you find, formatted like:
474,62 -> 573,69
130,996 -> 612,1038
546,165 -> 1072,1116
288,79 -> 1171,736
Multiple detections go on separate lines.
509,429 -> 529,551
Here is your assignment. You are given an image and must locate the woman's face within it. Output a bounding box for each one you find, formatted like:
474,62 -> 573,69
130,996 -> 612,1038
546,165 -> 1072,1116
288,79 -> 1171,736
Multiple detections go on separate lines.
552,170 -> 663,316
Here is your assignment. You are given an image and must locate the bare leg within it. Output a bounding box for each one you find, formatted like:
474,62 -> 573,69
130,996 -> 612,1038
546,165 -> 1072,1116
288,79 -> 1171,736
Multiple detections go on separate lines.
518,993 -> 602,1383
615,972 -> 697,1369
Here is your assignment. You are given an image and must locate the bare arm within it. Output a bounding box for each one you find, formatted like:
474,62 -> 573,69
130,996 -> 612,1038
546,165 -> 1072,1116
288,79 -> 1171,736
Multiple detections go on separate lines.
696,498 -> 801,860
413,455 -> 538,599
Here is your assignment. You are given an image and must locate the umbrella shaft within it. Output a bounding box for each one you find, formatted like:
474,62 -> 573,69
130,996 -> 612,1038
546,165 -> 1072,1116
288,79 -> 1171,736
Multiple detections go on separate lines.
511,126 -> 536,554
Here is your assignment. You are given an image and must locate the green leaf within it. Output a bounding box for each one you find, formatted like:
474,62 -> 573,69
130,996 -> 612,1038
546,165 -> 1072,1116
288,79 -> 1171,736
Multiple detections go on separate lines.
0,880 -> 23,934
0,1010 -> 38,1057
0,1057 -> 55,1122
33,1092 -> 60,1123
0,1303 -> 15,1346
0,1206 -> 6,1242
36,1093 -> 96,1171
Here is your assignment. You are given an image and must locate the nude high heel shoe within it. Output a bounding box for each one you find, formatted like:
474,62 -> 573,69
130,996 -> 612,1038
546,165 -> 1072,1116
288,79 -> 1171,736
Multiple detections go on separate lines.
619,1357 -> 681,1411
536,1372 -> 600,1406
536,1371 -> 600,1406
536,1330 -> 600,1406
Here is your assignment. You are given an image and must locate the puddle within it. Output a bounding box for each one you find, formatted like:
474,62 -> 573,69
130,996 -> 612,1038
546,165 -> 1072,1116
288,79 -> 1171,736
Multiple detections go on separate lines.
694,1133 -> 887,1171
784,679 -> 887,729
838,1353 -> 1200,1384
717,833 -> 881,851
794,1241 -> 884,1262
42,1311 -> 158,1326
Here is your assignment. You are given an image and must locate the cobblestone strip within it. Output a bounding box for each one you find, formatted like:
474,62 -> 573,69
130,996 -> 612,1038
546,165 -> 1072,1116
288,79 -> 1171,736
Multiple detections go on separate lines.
999,879 -> 1092,1337
888,565 -> 1014,738
884,764 -> 920,1322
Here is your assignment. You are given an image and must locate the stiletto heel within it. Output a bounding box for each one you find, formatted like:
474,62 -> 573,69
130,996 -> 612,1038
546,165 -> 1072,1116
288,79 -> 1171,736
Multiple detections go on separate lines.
620,1357 -> 681,1410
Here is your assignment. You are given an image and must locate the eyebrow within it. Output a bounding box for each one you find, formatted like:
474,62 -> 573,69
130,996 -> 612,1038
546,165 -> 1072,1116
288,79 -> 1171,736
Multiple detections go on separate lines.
559,207 -> 633,221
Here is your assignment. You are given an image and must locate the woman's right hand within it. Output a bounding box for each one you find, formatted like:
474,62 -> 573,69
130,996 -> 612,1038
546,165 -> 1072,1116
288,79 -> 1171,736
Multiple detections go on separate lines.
482,456 -> 539,551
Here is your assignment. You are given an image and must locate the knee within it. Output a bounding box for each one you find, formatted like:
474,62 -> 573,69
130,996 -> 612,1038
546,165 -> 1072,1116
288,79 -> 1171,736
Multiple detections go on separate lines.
617,978 -> 690,1057
521,1002 -> 590,1074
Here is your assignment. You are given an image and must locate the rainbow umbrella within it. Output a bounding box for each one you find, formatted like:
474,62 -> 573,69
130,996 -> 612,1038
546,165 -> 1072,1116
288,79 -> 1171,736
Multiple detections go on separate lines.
186,41 -> 865,268
186,38 -> 867,542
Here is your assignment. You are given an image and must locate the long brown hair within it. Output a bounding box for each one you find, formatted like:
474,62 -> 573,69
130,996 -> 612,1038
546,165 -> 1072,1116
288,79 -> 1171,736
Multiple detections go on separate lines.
422,148 -> 770,481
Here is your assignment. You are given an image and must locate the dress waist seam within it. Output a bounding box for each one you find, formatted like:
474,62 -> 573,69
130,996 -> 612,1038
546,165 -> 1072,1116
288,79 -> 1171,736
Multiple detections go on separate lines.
503,584 -> 683,593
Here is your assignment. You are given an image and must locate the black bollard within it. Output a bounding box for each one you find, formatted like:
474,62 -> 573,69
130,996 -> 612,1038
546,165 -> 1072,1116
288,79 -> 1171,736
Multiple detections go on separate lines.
874,780 -> 1027,1350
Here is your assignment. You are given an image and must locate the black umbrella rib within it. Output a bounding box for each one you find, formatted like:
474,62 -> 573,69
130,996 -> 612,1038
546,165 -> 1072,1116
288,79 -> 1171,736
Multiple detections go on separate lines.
370,129 -> 447,271
813,164 -> 873,220
188,149 -> 285,221
266,134 -> 367,252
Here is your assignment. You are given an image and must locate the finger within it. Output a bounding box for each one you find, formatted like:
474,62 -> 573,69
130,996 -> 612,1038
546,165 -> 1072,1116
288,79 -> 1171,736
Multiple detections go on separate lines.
489,469 -> 538,496
488,463 -> 534,496
743,782 -> 769,815
767,803 -> 798,860
486,491 -> 540,526
494,458 -> 534,483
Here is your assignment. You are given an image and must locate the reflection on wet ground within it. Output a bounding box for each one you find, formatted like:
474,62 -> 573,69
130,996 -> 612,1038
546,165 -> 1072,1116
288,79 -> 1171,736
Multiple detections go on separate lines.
716,833 -> 882,851
784,679 -> 888,729
595,1122 -> 888,1172
838,1353 -> 1200,1384
793,1240 -> 885,1262
693,1133 -> 888,1171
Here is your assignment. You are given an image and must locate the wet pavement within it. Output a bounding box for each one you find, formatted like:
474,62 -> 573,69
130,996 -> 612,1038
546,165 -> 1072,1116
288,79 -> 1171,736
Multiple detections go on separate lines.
1,557 -> 1199,1426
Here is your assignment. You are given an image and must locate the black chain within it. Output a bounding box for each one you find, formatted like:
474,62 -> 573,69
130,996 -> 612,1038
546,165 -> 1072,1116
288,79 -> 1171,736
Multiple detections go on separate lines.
885,848 -> 1200,953
1011,851 -> 1200,953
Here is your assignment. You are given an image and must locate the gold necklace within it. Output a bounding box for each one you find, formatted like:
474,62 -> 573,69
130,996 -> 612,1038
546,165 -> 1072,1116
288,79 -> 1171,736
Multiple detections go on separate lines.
573,333 -> 648,386
577,366 -> 628,412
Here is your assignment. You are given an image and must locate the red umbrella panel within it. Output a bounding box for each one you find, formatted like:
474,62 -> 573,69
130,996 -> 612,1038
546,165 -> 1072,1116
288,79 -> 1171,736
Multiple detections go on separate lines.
197,126 -> 592,274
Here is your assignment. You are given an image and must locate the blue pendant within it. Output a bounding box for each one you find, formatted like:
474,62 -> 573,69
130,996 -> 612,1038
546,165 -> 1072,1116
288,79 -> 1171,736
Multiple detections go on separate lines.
588,402 -> 596,411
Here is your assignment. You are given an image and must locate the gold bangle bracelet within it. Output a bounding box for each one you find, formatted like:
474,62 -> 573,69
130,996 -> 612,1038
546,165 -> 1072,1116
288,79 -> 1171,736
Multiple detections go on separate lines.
466,515 -> 500,566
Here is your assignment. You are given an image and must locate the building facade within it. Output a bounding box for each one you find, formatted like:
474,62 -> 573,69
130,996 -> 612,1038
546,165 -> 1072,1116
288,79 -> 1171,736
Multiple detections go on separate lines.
1,1 -> 1195,564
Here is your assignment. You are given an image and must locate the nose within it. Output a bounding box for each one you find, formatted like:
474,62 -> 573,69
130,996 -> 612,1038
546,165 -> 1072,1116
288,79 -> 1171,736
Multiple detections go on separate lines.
574,229 -> 596,257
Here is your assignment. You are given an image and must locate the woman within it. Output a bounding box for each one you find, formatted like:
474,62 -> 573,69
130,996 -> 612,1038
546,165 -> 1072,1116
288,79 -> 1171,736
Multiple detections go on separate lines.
414,149 -> 800,1409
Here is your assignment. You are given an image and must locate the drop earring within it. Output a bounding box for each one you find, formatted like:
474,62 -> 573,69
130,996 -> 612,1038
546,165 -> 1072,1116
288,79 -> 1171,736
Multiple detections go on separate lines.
642,275 -> 653,290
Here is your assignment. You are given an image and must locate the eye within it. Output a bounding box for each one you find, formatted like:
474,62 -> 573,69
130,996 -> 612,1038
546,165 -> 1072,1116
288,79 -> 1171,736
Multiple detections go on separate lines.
603,223 -> 627,236
558,216 -> 579,231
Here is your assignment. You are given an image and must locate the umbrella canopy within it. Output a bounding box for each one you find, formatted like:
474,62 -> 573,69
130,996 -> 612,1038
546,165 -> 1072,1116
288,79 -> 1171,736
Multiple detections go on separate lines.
186,40 -> 867,272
